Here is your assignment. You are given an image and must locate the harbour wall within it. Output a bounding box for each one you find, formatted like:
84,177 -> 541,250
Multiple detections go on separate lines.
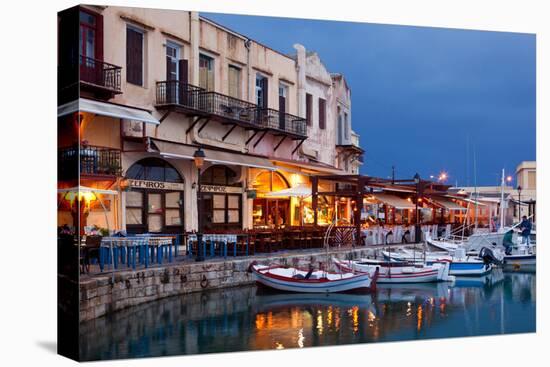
79,247 -> 378,322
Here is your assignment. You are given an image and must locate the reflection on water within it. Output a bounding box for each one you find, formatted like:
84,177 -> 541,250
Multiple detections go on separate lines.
80,269 -> 535,361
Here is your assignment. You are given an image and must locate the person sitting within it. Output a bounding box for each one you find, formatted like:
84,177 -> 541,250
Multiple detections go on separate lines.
502,229 -> 514,255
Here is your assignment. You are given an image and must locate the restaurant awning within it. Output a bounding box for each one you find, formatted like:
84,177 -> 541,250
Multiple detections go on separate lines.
263,183 -> 311,198
372,193 -> 416,209
271,158 -> 344,175
57,186 -> 119,195
57,98 -> 160,125
444,195 -> 487,206
430,197 -> 467,211
151,139 -> 276,171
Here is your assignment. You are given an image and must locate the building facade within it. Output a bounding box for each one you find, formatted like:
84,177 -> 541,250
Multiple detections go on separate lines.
57,5 -> 364,235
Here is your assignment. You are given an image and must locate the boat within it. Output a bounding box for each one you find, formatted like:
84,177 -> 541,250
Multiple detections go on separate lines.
248,262 -> 378,293
332,257 -> 453,283
382,248 -> 493,276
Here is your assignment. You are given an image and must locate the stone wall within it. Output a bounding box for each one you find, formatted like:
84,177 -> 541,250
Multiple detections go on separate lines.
79,247 -> 377,322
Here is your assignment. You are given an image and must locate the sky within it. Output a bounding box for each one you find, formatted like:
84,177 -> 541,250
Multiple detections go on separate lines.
204,12 -> 536,186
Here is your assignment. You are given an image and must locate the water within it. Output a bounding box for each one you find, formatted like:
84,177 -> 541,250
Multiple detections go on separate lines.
79,269 -> 535,360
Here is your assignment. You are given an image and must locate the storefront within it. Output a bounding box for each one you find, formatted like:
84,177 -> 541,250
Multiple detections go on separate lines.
124,157 -> 185,234
251,170 -> 291,228
199,165 -> 243,231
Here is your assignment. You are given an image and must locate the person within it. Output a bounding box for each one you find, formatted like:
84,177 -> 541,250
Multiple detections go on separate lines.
519,215 -> 532,246
502,229 -> 514,255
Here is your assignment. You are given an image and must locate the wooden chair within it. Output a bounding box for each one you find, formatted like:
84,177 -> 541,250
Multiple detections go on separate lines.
83,235 -> 102,273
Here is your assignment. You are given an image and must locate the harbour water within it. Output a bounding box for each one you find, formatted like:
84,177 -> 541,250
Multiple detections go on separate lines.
79,269 -> 535,360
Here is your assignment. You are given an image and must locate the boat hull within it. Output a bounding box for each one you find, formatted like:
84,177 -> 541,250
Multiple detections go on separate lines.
503,254 -> 536,271
333,259 -> 447,284
250,264 -> 375,293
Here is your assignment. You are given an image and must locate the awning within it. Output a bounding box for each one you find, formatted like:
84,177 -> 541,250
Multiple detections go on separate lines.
152,139 -> 276,171
430,198 -> 467,211
444,195 -> 487,206
372,193 -> 416,209
58,98 -> 160,125
57,186 -> 119,195
263,183 -> 311,198
271,158 -> 344,175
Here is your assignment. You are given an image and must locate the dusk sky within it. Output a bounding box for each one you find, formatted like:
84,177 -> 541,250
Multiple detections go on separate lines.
204,12 -> 536,186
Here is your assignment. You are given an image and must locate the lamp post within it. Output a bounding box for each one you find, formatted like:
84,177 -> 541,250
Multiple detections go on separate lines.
414,173 -> 421,243
194,147 -> 206,262
517,185 -> 522,222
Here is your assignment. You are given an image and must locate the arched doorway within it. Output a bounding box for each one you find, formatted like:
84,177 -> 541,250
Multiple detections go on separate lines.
125,157 -> 185,234
252,171 -> 290,228
200,165 -> 243,231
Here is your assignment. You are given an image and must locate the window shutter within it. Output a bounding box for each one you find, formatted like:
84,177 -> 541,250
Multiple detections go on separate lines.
319,98 -> 326,129
262,77 -> 268,108
95,12 -> 103,62
178,59 -> 189,104
306,93 -> 312,126
207,66 -> 214,91
126,28 -> 143,85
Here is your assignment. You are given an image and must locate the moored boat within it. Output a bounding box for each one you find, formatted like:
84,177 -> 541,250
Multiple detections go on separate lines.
332,258 -> 453,283
382,249 -> 493,276
248,262 -> 378,293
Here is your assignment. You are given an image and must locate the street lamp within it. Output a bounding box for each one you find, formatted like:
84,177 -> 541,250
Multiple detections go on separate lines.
517,185 -> 522,221
414,173 -> 421,243
194,147 -> 206,262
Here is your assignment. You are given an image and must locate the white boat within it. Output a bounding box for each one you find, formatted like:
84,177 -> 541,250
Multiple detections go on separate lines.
382,248 -> 493,276
248,263 -> 377,293
332,257 -> 453,283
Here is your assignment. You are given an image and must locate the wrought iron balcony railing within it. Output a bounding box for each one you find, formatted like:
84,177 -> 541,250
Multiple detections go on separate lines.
257,108 -> 307,137
79,55 -> 122,92
58,145 -> 122,180
155,81 -> 308,138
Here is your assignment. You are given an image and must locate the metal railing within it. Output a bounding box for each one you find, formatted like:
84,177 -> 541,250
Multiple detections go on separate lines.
155,81 -> 308,137
79,55 -> 121,92
58,145 -> 122,180
156,80 -> 204,109
258,108 -> 307,137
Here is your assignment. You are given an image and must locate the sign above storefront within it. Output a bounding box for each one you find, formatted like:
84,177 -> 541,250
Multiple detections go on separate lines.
201,185 -> 243,194
128,179 -> 184,191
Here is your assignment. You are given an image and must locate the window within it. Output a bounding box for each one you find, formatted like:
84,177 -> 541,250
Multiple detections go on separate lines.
318,98 -> 326,129
126,26 -> 144,86
256,74 -> 268,107
306,93 -> 313,126
228,65 -> 241,98
79,10 -> 96,59
166,42 -> 180,81
125,158 -> 184,234
199,54 -> 214,91
344,112 -> 349,140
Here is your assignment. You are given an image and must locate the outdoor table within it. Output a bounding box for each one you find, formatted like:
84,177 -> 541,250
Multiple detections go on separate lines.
187,234 -> 240,258
99,236 -> 174,271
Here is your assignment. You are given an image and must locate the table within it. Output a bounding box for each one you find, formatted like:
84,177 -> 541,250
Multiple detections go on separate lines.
99,236 -> 175,271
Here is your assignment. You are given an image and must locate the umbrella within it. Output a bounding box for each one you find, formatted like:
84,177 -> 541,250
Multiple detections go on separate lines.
264,184 -> 311,225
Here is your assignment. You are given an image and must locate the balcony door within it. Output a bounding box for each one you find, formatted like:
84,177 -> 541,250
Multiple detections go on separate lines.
278,83 -> 287,130
79,9 -> 103,86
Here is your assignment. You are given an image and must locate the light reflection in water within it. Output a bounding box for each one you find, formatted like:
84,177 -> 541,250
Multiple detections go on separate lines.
79,270 -> 535,361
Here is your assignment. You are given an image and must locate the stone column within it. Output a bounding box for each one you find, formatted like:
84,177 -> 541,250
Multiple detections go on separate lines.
189,12 -> 200,86
293,43 -> 306,119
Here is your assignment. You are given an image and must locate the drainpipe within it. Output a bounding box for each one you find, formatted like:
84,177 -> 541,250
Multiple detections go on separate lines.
293,44 -> 306,118
245,38 -> 252,102
190,12 -> 200,86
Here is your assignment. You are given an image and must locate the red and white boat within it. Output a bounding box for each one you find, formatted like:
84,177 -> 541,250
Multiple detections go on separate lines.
332,258 -> 453,283
248,262 -> 377,293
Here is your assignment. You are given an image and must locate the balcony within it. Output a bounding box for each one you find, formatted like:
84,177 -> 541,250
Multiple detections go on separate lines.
79,56 -> 122,97
58,145 -> 122,181
155,81 -> 307,139
258,108 -> 307,138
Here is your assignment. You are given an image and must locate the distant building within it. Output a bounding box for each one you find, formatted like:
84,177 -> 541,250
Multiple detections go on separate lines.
451,160 -> 536,229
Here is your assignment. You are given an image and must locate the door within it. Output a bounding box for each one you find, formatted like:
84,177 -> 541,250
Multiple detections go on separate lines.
79,10 -> 98,84
278,84 -> 287,130
166,42 -> 180,103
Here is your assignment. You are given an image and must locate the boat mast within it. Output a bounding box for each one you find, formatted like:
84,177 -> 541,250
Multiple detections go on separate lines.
500,168 -> 505,231
473,146 -> 478,230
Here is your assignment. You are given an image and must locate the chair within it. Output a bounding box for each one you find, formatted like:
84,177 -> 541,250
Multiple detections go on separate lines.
83,235 -> 102,273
